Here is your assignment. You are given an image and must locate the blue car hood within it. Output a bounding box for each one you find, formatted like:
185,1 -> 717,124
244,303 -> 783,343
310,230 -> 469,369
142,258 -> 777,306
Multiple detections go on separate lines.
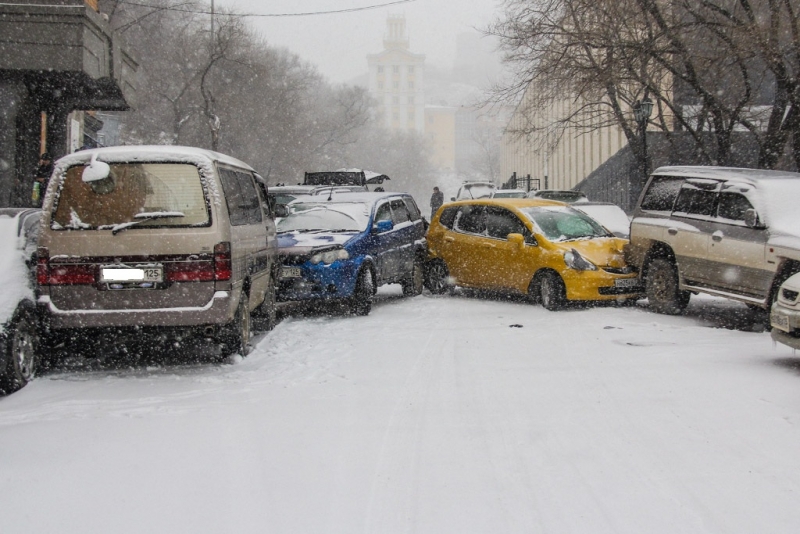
277,232 -> 357,251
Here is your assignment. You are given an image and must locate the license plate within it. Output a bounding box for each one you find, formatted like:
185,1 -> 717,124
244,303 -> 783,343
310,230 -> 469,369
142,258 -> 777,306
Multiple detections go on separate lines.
280,267 -> 301,279
614,278 -> 642,289
771,311 -> 791,332
101,266 -> 163,283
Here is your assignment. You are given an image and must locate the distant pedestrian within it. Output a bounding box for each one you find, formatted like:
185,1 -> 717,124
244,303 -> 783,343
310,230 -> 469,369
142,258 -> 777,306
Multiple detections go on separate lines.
32,152 -> 53,207
430,186 -> 444,219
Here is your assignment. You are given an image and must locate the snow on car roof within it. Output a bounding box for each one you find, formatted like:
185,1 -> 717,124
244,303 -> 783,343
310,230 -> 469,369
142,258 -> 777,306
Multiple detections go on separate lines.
53,145 -> 255,172
652,165 -> 800,183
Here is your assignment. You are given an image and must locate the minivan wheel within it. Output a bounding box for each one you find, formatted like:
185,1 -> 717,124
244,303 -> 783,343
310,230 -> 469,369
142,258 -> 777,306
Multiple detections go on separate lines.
425,260 -> 451,295
350,267 -> 374,316
539,272 -> 566,311
255,276 -> 278,332
646,258 -> 690,315
221,296 -> 252,357
402,258 -> 424,297
1,305 -> 39,394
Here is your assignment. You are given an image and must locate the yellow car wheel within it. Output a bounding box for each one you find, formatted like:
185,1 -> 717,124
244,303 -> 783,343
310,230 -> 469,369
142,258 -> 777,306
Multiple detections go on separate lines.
539,271 -> 566,311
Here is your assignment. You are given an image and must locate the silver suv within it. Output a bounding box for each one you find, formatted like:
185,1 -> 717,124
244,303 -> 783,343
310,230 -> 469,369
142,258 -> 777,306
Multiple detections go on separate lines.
626,166 -> 800,314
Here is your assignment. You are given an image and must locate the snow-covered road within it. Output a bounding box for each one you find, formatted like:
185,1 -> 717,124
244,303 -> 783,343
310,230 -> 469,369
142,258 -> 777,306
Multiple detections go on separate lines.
2,288 -> 800,533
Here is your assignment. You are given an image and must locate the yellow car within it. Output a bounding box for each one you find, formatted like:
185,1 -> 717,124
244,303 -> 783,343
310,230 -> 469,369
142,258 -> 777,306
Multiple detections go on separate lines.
424,198 -> 642,309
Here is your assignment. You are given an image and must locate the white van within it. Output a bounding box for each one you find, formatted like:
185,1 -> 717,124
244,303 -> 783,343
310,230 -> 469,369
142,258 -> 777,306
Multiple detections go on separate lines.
35,146 -> 277,360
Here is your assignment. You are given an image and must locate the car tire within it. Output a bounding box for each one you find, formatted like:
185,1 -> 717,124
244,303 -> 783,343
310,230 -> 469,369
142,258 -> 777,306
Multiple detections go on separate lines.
350,266 -> 374,316
221,295 -> 252,357
0,303 -> 39,394
425,260 -> 451,295
646,258 -> 690,314
402,258 -> 424,297
255,275 -> 278,332
539,271 -> 566,311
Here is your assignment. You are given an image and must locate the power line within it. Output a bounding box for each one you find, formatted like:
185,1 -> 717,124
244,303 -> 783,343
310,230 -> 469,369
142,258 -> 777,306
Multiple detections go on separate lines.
117,0 -> 417,17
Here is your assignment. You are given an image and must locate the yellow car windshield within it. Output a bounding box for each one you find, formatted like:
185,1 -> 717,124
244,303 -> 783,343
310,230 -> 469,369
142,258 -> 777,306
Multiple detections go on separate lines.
519,206 -> 611,242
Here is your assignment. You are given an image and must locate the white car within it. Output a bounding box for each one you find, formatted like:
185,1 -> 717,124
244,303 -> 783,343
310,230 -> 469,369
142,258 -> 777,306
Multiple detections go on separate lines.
573,202 -> 631,239
453,182 -> 496,201
771,272 -> 800,349
491,189 -> 528,199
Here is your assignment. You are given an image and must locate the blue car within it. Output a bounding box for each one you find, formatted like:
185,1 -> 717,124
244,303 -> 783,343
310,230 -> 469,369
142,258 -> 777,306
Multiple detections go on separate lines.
276,192 -> 427,315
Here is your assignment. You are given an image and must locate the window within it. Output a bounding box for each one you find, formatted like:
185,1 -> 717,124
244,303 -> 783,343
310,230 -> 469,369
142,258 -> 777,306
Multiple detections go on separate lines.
717,192 -> 754,223
408,66 -> 414,74
392,96 -> 400,104
377,66 -> 384,73
219,168 -> 262,226
393,65 -> 400,74
408,96 -> 415,105
375,202 -> 392,224
390,199 -> 411,224
392,112 -> 399,121
486,207 -> 527,239
454,205 -> 486,235
408,81 -> 414,90
393,82 -> 399,89
640,175 -> 685,211
438,207 -> 458,228
403,197 -> 421,221
408,112 -> 415,121
378,82 -> 384,90
673,181 -> 719,217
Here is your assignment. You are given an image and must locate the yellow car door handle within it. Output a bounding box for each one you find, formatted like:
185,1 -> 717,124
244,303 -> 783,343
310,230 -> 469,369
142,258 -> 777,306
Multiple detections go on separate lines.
483,243 -> 495,248
444,236 -> 455,243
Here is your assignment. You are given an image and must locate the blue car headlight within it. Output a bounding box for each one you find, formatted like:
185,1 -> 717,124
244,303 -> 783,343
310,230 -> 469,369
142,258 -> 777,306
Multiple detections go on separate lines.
564,248 -> 597,271
310,248 -> 350,265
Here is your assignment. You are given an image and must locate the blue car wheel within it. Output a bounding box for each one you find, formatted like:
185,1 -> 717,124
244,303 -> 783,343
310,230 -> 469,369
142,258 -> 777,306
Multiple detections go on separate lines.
349,266 -> 374,316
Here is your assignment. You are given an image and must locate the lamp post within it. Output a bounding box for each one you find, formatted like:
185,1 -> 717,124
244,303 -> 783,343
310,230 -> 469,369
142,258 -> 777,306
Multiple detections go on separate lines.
631,96 -> 653,208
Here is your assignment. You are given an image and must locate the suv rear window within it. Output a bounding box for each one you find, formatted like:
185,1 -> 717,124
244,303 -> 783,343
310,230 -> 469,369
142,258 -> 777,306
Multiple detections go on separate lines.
639,175 -> 684,211
53,163 -> 209,229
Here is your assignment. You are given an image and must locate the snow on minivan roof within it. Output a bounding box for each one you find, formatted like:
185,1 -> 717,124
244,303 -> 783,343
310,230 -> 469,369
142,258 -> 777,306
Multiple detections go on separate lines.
53,145 -> 255,172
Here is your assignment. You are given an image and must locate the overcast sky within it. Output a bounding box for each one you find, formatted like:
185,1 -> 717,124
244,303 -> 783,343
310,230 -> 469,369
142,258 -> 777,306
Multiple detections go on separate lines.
215,0 -> 503,83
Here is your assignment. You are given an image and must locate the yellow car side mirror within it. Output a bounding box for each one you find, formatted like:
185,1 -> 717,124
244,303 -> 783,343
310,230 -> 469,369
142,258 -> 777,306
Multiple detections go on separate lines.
507,233 -> 525,250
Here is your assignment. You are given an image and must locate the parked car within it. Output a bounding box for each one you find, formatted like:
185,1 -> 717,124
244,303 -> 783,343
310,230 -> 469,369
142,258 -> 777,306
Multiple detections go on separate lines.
275,192 -> 426,315
0,209 -> 40,394
626,166 -> 800,315
491,189 -> 528,199
770,272 -> 800,348
425,198 -> 642,310
453,181 -> 496,201
573,202 -> 631,238
36,145 -> 278,359
526,189 -> 589,203
269,184 -> 368,214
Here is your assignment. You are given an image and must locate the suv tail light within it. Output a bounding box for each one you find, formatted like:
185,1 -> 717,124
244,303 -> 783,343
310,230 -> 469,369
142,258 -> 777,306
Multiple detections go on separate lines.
36,247 -> 50,286
214,242 -> 232,281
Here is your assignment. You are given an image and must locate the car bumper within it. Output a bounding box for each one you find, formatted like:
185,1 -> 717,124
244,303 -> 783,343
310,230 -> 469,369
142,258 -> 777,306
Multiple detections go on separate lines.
38,291 -> 234,329
276,259 -> 361,302
561,269 -> 643,301
771,303 -> 800,349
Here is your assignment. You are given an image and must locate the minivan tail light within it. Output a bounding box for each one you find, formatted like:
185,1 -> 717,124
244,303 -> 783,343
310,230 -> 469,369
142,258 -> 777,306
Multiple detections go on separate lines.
36,247 -> 50,286
166,260 -> 215,282
48,264 -> 97,285
214,242 -> 232,281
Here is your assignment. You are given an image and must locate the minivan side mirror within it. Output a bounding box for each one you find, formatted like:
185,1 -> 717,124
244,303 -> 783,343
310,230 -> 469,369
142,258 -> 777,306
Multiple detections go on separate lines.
274,204 -> 289,218
373,219 -> 393,233
450,197 -> 456,202
744,208 -> 765,229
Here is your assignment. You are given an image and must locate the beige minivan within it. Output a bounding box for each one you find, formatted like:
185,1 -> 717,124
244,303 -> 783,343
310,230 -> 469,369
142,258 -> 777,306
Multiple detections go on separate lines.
36,146 -> 277,359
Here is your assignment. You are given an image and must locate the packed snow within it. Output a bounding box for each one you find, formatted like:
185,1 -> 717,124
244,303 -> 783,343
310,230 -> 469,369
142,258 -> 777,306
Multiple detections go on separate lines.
2,220 -> 800,532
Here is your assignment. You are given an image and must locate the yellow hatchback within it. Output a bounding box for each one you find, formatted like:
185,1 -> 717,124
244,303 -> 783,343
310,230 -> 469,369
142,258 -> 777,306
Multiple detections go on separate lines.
424,198 -> 642,309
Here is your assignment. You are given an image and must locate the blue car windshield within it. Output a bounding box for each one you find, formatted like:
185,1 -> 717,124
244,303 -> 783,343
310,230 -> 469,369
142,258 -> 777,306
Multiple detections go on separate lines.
277,202 -> 370,233
519,206 -> 611,242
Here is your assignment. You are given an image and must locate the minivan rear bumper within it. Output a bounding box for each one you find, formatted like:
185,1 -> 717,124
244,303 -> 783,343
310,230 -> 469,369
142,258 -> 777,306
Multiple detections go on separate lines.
38,291 -> 233,329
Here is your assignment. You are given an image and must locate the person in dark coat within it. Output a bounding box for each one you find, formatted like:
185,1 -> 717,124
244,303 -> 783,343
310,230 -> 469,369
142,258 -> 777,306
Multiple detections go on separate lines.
32,152 -> 53,207
430,186 -> 444,219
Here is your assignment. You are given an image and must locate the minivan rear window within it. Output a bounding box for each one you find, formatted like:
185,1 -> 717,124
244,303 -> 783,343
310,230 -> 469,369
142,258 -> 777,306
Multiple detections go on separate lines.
53,163 -> 209,230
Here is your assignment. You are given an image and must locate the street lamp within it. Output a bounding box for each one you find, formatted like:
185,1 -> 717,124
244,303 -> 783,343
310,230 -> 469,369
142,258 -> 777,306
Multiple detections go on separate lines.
631,96 -> 653,208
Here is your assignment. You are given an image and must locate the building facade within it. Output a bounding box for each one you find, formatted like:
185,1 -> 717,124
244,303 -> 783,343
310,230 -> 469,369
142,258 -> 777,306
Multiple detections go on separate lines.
367,15 -> 426,133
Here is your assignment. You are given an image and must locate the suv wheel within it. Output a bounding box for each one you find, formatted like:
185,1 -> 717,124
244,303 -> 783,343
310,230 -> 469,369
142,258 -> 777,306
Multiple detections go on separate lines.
539,272 -> 566,311
1,303 -> 39,394
350,267 -> 374,316
402,258 -> 424,296
425,260 -> 451,295
646,258 -> 690,314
